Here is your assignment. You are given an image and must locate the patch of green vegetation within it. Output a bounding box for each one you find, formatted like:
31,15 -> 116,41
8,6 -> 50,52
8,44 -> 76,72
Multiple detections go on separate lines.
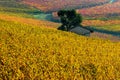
0,0 -> 41,18
83,16 -> 120,20
95,24 -> 120,31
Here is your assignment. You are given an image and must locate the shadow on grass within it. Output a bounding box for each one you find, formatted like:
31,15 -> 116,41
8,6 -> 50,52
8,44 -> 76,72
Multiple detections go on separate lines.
87,27 -> 120,37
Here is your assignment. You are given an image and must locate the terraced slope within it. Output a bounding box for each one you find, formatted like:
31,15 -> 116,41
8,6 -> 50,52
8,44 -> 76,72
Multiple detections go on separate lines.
21,0 -> 110,12
0,18 -> 120,80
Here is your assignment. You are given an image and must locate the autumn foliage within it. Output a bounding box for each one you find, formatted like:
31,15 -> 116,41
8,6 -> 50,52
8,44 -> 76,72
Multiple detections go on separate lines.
0,18 -> 120,80
21,0 -> 110,12
77,0 -> 120,18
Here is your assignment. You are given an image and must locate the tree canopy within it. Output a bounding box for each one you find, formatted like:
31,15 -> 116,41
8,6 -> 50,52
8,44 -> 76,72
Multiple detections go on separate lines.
57,9 -> 82,31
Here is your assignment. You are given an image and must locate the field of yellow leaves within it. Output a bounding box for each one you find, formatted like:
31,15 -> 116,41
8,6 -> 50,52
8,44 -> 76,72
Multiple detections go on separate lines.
0,16 -> 120,80
0,14 -> 59,28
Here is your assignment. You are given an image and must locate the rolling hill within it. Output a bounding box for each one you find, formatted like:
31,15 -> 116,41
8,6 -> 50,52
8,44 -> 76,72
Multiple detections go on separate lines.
0,16 -> 120,80
20,0 -> 110,12
82,20 -> 120,31
77,0 -> 120,18
0,14 -> 59,28
0,0 -> 120,79
0,14 -> 120,41
0,0 -> 40,18
20,0 -> 120,19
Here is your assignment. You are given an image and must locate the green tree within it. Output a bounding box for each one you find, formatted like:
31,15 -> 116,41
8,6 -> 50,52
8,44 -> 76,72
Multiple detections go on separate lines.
57,9 -> 82,31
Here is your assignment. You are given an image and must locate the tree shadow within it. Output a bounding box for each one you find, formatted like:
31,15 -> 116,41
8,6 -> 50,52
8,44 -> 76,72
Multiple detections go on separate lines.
86,27 -> 120,37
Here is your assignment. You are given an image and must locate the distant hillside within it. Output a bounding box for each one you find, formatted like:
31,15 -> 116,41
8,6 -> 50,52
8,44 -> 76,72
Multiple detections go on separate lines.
0,17 -> 120,80
20,0 -> 120,19
20,0 -> 110,12
0,0 -> 38,18
1,0 -> 120,20
82,20 -> 120,31
77,0 -> 120,18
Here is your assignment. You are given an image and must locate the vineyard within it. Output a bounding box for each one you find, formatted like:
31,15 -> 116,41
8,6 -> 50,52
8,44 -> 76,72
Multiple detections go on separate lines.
0,0 -> 37,18
0,17 -> 120,80
0,14 -> 59,28
21,0 -> 110,12
77,0 -> 120,18
82,20 -> 120,31
0,14 -> 120,41
1,0 -> 120,19
0,0 -> 120,79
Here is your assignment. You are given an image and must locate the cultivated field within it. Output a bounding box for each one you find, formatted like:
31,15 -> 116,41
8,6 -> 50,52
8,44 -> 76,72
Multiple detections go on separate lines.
0,0 -> 37,18
21,0 -> 110,12
77,0 -> 120,18
0,1 -> 120,79
0,14 -> 59,28
0,18 -> 120,80
0,14 -> 120,41
82,20 -> 120,31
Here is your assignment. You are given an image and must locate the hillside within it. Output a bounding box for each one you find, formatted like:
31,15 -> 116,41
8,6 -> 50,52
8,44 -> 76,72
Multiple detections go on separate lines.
0,14 -> 59,28
0,14 -> 119,42
82,20 -> 120,31
0,0 -> 39,18
20,0 -> 120,19
77,0 -> 120,18
21,0 -> 110,12
0,18 -> 120,80
1,0 -> 119,20
0,1 -> 120,79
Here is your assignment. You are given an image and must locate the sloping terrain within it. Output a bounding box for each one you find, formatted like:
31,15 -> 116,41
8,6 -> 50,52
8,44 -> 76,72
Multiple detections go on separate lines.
0,18 -> 120,80
91,32 -> 120,42
77,0 -> 120,18
82,20 -> 120,31
0,14 -> 59,28
20,0 -> 110,12
0,1 -> 120,79
0,0 -> 38,18
20,0 -> 120,19
82,20 -> 120,41
0,14 -> 120,41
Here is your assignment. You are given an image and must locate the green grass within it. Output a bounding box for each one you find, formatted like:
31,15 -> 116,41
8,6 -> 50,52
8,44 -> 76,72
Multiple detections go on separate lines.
93,24 -> 120,32
0,0 -> 39,18
0,19 -> 120,80
0,0 -> 54,21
